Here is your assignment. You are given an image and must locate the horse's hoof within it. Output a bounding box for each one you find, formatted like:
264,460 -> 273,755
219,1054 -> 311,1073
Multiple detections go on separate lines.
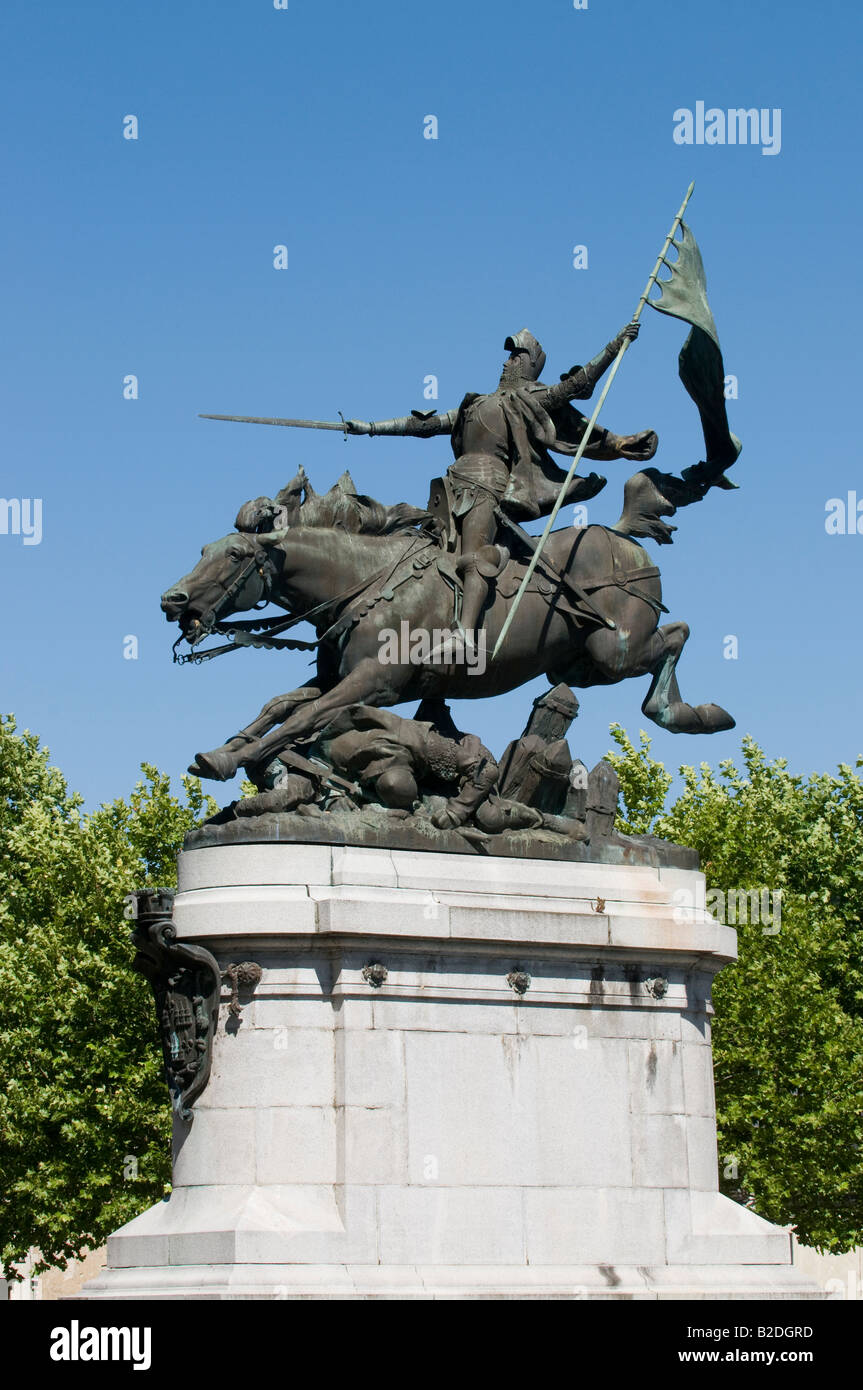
193,747 -> 239,781
695,703 -> 736,733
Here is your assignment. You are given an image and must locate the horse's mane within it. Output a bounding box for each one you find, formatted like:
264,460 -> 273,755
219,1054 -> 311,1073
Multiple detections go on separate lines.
297,481 -> 429,535
235,467 -> 431,538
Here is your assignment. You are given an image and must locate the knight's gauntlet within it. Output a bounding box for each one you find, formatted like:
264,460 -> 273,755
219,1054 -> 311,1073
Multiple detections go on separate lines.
368,411 -> 446,437
577,338 -> 622,393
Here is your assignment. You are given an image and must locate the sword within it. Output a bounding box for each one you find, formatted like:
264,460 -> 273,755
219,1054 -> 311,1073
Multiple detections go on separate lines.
199,412 -> 358,438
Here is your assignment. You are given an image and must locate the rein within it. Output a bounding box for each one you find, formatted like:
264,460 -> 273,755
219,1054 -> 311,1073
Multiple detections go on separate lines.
173,545 -> 286,666
174,531 -> 434,667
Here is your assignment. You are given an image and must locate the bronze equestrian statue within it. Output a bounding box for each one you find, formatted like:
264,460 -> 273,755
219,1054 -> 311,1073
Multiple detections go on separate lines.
161,468 -> 735,788
177,204 -> 743,827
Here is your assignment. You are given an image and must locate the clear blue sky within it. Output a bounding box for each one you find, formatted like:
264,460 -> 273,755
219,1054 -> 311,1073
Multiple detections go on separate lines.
2,0 -> 861,809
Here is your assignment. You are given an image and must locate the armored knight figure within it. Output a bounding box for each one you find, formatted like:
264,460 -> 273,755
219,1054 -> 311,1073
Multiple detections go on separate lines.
344,323 -> 658,638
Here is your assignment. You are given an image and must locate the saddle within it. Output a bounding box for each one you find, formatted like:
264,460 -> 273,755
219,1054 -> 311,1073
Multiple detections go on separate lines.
426,475 -> 458,550
437,542 -> 595,629
428,474 -> 616,630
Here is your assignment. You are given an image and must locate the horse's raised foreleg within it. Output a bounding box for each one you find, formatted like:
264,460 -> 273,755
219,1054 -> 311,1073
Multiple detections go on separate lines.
191,685 -> 324,780
239,658 -> 404,776
639,621 -> 735,734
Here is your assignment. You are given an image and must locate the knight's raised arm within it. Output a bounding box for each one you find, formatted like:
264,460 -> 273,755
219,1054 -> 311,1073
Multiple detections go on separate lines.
542,322 -> 640,408
345,408 -> 457,438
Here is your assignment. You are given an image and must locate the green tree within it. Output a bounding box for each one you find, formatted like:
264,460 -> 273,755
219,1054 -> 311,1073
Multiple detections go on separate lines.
0,714 -> 215,1279
607,726 -> 863,1251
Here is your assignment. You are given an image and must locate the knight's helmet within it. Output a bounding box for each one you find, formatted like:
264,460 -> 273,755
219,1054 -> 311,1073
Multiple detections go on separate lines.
503,328 -> 547,381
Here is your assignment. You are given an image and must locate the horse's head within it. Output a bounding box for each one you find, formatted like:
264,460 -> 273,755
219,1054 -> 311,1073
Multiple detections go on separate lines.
161,530 -> 281,647
161,473 -> 429,654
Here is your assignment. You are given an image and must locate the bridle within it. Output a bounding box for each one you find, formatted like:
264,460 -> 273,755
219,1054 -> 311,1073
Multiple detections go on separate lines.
172,539 -> 291,665
173,530 -> 435,667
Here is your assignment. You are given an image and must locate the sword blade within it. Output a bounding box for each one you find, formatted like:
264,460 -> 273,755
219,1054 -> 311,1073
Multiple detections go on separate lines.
199,414 -> 347,431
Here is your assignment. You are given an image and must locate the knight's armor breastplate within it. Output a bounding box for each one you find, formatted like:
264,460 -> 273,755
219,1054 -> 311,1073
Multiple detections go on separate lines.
449,390 -> 512,497
458,391 -> 511,462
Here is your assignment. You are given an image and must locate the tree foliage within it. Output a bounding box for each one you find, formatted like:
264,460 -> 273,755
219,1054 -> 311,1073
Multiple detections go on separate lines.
0,715 -> 215,1279
607,725 -> 863,1251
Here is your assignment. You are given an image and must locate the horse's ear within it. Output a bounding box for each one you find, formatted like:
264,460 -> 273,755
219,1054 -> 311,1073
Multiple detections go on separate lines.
275,466 -> 309,505
333,470 -> 357,496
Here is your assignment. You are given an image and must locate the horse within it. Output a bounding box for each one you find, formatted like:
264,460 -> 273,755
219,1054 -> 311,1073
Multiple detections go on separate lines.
160,475 -> 734,782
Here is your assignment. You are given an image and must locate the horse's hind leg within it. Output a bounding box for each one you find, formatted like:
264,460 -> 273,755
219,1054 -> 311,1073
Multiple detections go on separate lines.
640,621 -> 735,734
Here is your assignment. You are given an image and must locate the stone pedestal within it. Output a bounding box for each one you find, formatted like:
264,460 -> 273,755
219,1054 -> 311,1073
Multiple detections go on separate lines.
81,844 -> 819,1299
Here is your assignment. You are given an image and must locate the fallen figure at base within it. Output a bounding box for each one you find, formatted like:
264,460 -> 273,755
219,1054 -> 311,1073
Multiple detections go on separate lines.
195,687 -> 624,853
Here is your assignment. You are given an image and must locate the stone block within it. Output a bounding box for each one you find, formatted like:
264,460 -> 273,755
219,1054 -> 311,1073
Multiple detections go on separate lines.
632,1113 -> 688,1188
628,1038 -> 686,1114
173,884 -> 318,939
177,843 -> 332,892
256,1106 -> 337,1185
679,1010 -> 711,1046
336,1026 -> 405,1107
389,851 -> 665,903
448,902 -> 609,947
584,1004 -> 681,1042
342,1104 -> 408,1185
376,1186 -> 525,1265
203,1023 -> 334,1109
607,913 -> 735,959
312,887 -> 451,938
106,1229 -> 170,1270
332,845 -> 397,887
664,1190 -> 792,1266
173,1108 -> 255,1187
526,1188 -> 666,1266
249,995 -> 334,1032
686,1114 -> 721,1191
682,1043 -> 717,1118
370,996 -> 520,1036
